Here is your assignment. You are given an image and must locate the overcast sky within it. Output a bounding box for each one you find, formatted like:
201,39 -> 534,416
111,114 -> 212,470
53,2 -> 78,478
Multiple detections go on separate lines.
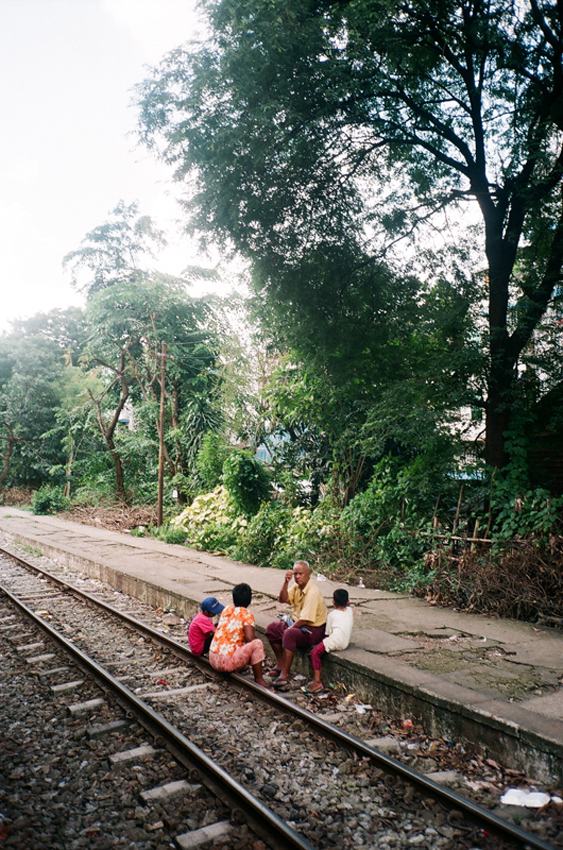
0,0 -> 213,333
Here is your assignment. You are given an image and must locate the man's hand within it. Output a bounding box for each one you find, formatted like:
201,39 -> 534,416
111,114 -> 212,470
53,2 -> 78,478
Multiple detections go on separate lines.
279,570 -> 293,603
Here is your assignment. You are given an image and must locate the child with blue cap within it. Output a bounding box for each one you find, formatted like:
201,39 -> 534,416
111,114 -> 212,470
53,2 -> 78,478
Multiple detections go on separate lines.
188,596 -> 224,656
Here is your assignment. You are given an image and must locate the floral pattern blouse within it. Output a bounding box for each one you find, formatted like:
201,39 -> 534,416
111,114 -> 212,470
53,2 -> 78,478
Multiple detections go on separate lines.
210,605 -> 254,656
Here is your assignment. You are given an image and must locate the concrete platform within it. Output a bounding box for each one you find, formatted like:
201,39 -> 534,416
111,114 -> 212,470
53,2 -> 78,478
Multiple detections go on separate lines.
0,506 -> 562,785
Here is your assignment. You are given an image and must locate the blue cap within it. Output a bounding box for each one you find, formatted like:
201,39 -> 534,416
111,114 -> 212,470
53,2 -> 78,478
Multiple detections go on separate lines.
201,597 -> 224,616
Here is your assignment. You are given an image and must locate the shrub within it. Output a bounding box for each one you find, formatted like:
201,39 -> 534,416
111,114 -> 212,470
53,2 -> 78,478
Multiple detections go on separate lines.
171,486 -> 244,552
487,482 -> 563,542
233,501 -> 292,566
32,485 -> 69,515
275,503 -> 340,569
151,526 -> 188,545
195,432 -> 229,492
222,450 -> 271,515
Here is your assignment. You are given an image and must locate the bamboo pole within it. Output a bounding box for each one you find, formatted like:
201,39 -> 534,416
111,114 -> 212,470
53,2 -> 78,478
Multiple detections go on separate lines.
452,484 -> 464,534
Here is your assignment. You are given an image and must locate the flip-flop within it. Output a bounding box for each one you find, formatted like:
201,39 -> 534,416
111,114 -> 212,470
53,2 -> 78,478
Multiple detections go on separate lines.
303,683 -> 324,694
272,675 -> 290,690
265,667 -> 282,679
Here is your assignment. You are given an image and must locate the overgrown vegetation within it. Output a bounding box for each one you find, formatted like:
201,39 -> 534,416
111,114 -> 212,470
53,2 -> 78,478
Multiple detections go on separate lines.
31,485 -> 69,516
421,536 -> 563,627
2,0 -> 563,628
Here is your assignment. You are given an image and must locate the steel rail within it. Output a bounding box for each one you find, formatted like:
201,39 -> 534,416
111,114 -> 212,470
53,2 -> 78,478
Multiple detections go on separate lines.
0,545 -> 556,850
0,580 -> 316,850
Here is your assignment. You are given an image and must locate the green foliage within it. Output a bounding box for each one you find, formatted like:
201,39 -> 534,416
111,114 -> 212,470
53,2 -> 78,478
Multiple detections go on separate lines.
81,273 -> 220,503
274,502 -> 339,570
63,200 -> 166,298
0,320 -> 75,489
478,428 -> 563,542
334,455 -> 461,584
489,485 -> 563,542
232,500 -> 292,567
195,431 -> 229,492
151,525 -> 188,545
171,486 -> 244,552
31,485 -> 69,515
222,450 -> 271,516
137,0 -> 563,470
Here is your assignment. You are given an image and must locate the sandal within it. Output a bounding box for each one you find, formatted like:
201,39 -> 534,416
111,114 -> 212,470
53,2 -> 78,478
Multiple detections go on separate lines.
303,682 -> 324,694
272,675 -> 290,690
265,667 -> 282,678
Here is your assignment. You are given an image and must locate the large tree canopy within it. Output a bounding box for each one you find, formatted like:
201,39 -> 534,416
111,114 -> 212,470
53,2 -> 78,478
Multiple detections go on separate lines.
137,0 -> 563,470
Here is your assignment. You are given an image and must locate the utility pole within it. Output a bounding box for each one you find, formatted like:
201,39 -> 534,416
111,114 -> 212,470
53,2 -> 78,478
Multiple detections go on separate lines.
157,341 -> 167,527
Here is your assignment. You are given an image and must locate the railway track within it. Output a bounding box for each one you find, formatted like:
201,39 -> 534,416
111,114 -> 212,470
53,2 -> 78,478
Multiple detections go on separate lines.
0,544 -> 560,850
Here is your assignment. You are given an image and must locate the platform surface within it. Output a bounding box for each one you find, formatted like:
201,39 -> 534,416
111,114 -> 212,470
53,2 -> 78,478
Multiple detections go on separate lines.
1,506 -> 562,782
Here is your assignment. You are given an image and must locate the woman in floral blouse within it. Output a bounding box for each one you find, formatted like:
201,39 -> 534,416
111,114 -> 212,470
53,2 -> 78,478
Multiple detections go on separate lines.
209,583 -> 271,689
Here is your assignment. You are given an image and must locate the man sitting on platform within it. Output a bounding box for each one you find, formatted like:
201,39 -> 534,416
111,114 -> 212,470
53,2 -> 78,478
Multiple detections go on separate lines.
265,560 -> 327,690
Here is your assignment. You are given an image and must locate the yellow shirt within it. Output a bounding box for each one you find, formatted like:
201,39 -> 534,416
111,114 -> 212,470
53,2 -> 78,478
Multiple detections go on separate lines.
288,580 -> 327,627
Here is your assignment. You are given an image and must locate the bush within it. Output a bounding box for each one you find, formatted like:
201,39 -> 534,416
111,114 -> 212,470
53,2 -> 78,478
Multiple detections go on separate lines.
151,525 -> 188,545
223,450 -> 271,515
233,501 -> 292,566
32,486 -> 69,515
195,432 -> 229,492
171,486 -> 245,552
275,502 -> 341,570
340,470 -> 429,561
487,482 -> 563,542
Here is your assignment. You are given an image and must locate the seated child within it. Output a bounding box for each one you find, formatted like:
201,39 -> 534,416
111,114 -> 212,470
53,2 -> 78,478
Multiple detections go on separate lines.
306,588 -> 353,694
187,596 -> 224,656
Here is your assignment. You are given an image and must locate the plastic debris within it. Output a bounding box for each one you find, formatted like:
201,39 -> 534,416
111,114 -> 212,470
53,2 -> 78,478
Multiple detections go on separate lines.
355,704 -> 373,714
401,718 -> 414,729
316,573 -> 328,581
345,693 -> 356,702
500,789 -> 552,808
155,679 -> 169,686
357,579 -> 365,588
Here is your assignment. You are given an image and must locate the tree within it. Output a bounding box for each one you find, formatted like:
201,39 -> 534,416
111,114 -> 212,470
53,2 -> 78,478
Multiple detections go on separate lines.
83,275 -> 220,502
63,201 -> 166,298
0,318 -> 72,489
136,0 -> 563,470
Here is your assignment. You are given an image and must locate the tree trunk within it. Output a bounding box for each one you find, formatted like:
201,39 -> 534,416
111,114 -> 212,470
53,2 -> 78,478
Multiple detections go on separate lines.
106,433 -> 127,502
481,198 -> 518,470
88,356 -> 130,503
0,428 -> 15,489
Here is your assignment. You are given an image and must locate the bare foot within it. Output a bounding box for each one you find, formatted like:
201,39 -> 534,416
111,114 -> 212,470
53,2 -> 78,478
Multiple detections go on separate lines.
304,681 -> 324,694
255,678 -> 274,691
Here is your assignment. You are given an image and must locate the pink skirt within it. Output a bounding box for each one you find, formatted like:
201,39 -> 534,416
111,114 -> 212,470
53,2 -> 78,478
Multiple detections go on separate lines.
209,638 -> 266,672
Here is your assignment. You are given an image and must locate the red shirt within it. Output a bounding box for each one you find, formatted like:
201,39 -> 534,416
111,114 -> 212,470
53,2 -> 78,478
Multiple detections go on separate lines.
188,611 -> 216,656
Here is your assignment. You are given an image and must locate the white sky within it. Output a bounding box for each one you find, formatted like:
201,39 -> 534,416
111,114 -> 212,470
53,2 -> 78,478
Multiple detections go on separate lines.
0,0 -> 215,333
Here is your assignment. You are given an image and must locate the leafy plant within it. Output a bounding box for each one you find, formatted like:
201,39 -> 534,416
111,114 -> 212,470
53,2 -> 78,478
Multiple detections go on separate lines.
171,485 -> 244,552
195,432 -> 229,492
481,429 -> 563,542
151,525 -> 188,545
233,500 -> 292,566
222,450 -> 271,515
32,485 -> 69,515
